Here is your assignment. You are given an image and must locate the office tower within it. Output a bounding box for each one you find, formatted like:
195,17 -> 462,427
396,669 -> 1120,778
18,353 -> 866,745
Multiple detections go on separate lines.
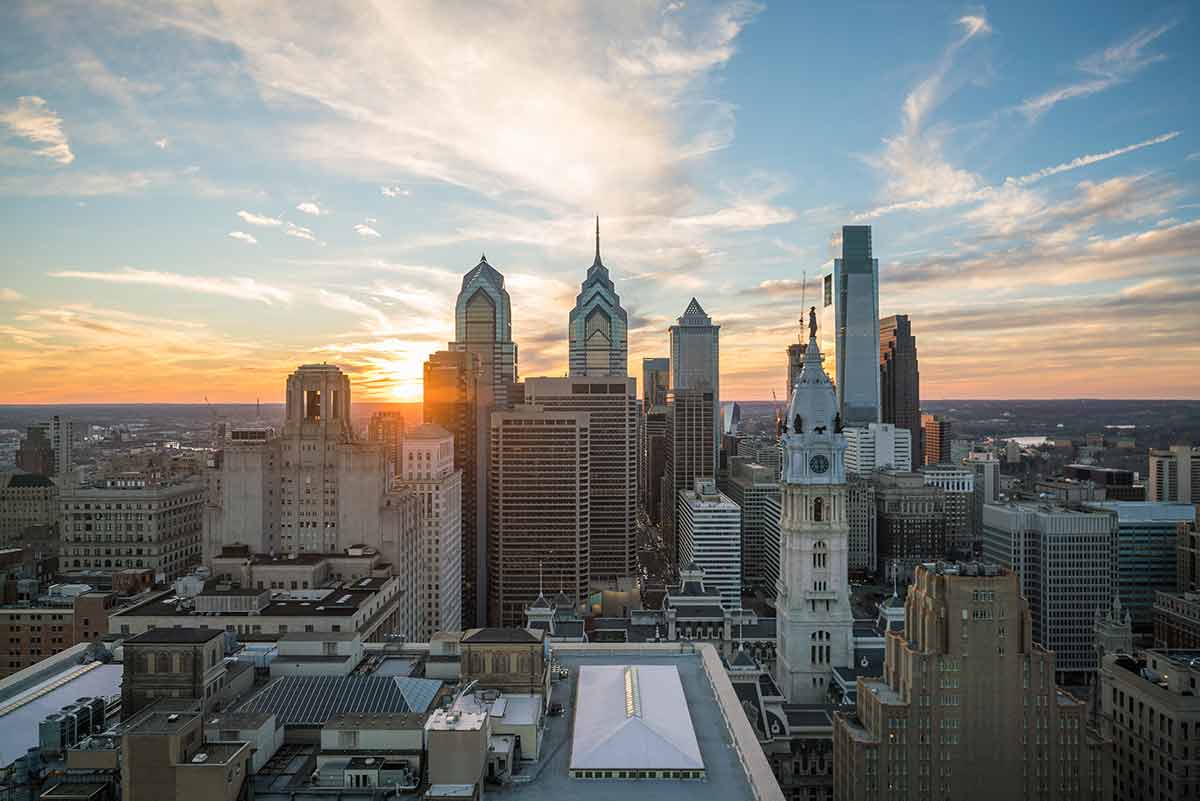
203,364 -> 420,571
568,219 -> 628,376
661,388 -> 715,569
786,341 -> 805,402
525,376 -> 637,582
843,423 -> 912,474
874,470 -> 948,566
966,451 -> 1000,535
61,476 -> 204,579
736,436 -> 782,476
720,459 -> 780,591
775,309 -> 853,703
921,412 -> 951,465
818,226 -> 880,427
641,357 -> 669,411
982,502 -> 1117,679
669,298 -> 720,475
833,562 -> 1108,801
14,426 -> 54,475
845,474 -> 877,574
424,349 -> 485,628
395,424 -> 462,638
878,314 -> 920,457
29,416 -> 75,478
0,472 -> 58,540
1082,501 -> 1194,634
367,411 -> 405,472
488,406 -> 589,628
1148,445 -> 1200,503
1063,464 -> 1144,501
451,255 -> 518,410
642,406 -> 668,524
761,493 -> 782,594
1100,649 -> 1198,801
677,479 -> 742,609
921,464 -> 975,557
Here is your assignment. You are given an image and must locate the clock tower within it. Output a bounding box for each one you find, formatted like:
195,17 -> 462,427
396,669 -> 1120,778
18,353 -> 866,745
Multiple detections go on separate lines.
775,306 -> 854,703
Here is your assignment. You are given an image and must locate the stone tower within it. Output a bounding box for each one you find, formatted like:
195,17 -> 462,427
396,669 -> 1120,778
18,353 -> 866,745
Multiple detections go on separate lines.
775,307 -> 853,703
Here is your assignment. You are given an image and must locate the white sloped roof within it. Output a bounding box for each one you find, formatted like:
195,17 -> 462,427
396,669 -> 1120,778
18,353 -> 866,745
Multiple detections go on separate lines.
569,664 -> 704,772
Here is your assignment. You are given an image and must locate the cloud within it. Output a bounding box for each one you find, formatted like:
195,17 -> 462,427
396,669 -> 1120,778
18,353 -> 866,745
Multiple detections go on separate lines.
354,223 -> 381,238
228,231 -> 258,244
0,288 -> 22,302
1018,22 -> 1175,120
316,289 -> 389,329
48,267 -> 291,304
236,209 -> 283,226
380,186 -> 409,198
295,201 -> 324,215
1007,131 -> 1180,186
135,2 -> 761,217
0,96 -> 74,164
1187,152 -> 1200,161
155,137 -> 169,149
285,222 -> 316,241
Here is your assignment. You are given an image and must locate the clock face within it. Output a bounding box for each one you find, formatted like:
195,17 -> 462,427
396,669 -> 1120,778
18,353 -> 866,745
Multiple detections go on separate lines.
809,454 -> 830,474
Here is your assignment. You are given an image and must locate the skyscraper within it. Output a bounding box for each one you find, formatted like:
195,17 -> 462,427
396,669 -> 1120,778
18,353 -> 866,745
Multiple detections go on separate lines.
1148,445 -> 1200,503
921,464 -> 975,558
29,415 -> 75,479
818,226 -> 880,427
719,459 -> 780,591
677,479 -> 742,609
367,410 -> 405,473
921,412 -> 951,465
395,423 -> 462,639
879,314 -> 919,456
451,255 -> 518,410
525,376 -> 637,582
568,219 -> 628,377
669,298 -> 720,476
661,387 -> 716,570
488,406 -> 590,628
775,308 -> 853,703
982,501 -> 1117,679
786,342 -> 805,402
843,423 -> 912,474
424,349 -> 485,628
833,562 -> 1109,801
641,357 -> 669,411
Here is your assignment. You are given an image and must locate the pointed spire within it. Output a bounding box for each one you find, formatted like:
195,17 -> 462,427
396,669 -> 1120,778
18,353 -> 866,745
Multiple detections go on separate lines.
595,216 -> 601,262
480,252 -> 487,263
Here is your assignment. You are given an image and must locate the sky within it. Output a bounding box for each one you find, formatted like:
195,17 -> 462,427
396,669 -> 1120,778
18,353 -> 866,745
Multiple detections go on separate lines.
0,1 -> 1198,404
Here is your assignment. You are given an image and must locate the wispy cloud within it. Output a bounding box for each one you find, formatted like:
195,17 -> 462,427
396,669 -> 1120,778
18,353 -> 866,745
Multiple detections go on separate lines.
1187,152 -> 1200,161
236,209 -> 283,226
1018,22 -> 1175,120
0,96 -> 74,164
285,222 -> 316,241
0,288 -> 23,302
228,231 -> 258,244
354,223 -> 381,238
380,185 -> 409,198
295,201 -> 324,215
317,289 -> 389,329
1007,131 -> 1181,186
48,267 -> 291,305
154,137 -> 169,149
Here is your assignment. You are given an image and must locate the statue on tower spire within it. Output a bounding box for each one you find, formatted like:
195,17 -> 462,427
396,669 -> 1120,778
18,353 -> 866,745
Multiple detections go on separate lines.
808,305 -> 818,339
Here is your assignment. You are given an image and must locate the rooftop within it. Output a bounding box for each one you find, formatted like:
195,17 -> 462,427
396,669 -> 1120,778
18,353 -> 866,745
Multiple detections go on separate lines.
1082,501 -> 1197,523
502,645 -> 775,801
571,664 -> 703,772
124,628 -> 223,645
236,675 -> 442,726
461,627 -> 543,644
0,662 -> 122,767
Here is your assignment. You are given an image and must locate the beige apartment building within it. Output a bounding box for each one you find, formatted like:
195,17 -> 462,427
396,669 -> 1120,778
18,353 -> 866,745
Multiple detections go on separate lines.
833,562 -> 1109,801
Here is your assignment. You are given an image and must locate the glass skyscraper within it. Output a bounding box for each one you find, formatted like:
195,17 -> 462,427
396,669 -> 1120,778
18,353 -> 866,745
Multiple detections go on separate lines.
451,255 -> 518,410
669,297 -> 720,476
818,225 -> 880,427
568,218 -> 628,377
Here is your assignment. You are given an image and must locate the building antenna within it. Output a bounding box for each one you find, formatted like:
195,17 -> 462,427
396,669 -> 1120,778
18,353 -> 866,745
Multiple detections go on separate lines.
798,271 -> 808,344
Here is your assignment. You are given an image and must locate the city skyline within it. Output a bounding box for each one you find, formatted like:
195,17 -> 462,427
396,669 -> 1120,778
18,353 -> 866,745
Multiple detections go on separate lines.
2,2 -> 1199,403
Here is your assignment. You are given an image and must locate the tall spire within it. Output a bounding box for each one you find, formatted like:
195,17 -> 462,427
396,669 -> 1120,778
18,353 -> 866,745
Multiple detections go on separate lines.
593,215 -> 602,266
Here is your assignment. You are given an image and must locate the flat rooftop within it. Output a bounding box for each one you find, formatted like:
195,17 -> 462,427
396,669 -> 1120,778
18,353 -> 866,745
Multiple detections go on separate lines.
125,627 -> 223,645
114,584 -> 385,619
0,662 -> 122,767
507,649 -> 766,801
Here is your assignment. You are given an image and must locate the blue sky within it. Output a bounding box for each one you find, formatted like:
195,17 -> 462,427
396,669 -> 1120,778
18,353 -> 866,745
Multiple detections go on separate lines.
0,1 -> 1197,402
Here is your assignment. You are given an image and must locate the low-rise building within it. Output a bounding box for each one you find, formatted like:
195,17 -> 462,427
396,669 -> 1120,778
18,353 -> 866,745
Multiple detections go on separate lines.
0,589 -> 115,678
0,473 -> 58,541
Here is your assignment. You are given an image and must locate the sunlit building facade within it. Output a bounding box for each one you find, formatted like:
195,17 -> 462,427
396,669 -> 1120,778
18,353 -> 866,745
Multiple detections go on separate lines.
818,225 -> 880,427
568,219 -> 628,377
